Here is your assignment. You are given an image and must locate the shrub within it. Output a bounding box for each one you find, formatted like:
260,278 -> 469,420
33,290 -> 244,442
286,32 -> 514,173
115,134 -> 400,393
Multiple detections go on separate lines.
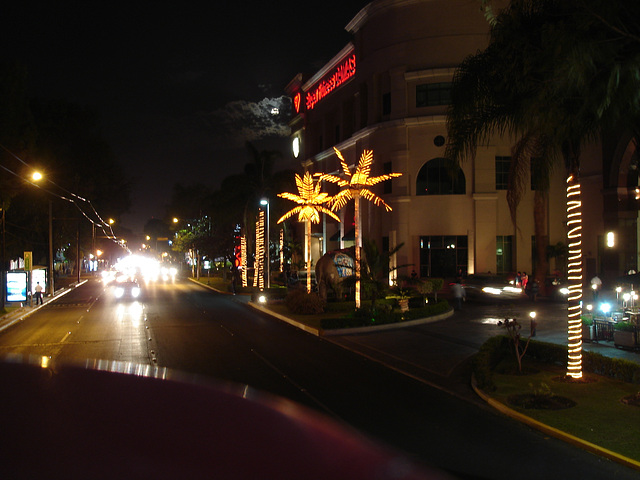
474,336 -> 640,388
472,335 -> 510,391
614,321 -> 636,331
285,290 -> 325,315
320,299 -> 451,330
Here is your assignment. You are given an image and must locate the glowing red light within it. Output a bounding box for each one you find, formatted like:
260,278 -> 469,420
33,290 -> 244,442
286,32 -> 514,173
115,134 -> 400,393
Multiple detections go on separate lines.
305,53 -> 356,110
293,92 -> 301,113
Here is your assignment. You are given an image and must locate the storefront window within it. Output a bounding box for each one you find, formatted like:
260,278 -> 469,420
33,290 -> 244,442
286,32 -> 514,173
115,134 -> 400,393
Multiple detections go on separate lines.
419,235 -> 468,278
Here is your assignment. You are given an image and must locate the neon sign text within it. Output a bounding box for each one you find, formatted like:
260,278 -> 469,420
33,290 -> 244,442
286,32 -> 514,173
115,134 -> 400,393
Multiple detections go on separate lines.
305,54 -> 356,110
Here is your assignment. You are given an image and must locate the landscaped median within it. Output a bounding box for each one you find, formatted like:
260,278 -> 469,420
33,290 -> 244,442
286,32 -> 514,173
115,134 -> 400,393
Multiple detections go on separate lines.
191,276 -> 454,336
253,299 -> 453,336
473,336 -> 640,469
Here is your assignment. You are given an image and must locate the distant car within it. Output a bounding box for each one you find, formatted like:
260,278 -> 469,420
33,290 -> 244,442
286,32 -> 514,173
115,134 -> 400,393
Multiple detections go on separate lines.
112,281 -> 141,301
462,274 -> 523,301
541,276 -> 570,302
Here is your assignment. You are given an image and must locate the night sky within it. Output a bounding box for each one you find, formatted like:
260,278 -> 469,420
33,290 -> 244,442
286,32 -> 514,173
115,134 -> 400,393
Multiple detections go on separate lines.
1,1 -> 368,233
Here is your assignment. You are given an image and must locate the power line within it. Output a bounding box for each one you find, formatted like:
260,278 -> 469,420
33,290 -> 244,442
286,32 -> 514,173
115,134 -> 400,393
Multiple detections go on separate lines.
0,142 -> 121,244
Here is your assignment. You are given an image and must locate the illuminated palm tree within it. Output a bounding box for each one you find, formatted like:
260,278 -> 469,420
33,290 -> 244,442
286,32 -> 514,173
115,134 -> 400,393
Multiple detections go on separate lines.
277,171 -> 340,293
320,147 -> 401,308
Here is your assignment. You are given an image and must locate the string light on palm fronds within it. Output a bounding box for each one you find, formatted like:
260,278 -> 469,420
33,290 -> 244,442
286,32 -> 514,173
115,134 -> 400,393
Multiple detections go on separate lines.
319,147 -> 402,308
277,171 -> 340,293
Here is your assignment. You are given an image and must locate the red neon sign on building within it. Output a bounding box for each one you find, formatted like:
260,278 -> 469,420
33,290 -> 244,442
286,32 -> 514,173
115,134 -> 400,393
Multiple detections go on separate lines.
305,53 -> 356,111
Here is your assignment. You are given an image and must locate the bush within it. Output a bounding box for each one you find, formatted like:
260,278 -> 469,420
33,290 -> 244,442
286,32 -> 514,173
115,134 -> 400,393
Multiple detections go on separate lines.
285,290 -> 325,315
320,300 -> 451,330
473,336 -> 640,389
472,335 -> 510,391
614,321 -> 636,331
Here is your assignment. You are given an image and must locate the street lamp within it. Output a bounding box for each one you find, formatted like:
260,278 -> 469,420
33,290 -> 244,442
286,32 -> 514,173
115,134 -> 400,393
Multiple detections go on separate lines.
260,198 -> 270,289
30,172 -> 55,297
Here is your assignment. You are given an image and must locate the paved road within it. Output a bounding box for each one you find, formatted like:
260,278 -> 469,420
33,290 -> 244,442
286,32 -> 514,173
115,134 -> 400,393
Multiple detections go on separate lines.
327,296 -> 639,402
0,279 -> 638,479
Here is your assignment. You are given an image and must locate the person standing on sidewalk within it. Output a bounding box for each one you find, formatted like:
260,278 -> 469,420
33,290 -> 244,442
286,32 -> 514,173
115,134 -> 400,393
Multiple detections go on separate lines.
34,282 -> 43,305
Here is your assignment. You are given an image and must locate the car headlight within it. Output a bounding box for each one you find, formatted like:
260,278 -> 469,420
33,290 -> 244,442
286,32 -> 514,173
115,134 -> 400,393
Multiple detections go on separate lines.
482,287 -> 502,295
131,287 -> 141,298
114,287 -> 124,298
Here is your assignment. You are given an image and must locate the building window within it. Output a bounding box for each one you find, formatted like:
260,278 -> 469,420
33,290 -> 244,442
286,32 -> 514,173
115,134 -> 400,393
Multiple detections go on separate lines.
382,92 -> 391,116
416,82 -> 452,107
496,236 -> 513,274
383,161 -> 393,194
495,156 -> 511,190
416,158 -> 465,195
419,235 -> 468,278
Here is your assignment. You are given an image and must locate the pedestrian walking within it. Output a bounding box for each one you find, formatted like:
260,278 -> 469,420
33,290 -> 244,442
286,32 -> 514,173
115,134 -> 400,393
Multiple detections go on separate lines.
451,281 -> 465,310
526,278 -> 539,301
591,275 -> 602,301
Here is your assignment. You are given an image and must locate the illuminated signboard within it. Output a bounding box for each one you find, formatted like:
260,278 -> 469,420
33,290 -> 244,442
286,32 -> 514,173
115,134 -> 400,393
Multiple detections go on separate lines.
7,271 -> 27,302
305,53 -> 356,111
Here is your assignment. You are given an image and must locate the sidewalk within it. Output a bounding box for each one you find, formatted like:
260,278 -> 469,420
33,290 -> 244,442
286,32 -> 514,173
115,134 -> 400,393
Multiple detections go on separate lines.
0,277 -> 86,334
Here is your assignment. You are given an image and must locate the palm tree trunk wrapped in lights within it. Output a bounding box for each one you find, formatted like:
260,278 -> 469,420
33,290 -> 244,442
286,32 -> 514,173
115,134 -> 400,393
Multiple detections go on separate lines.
241,235 -> 248,287
566,175 -> 583,378
254,210 -> 265,290
277,171 -> 340,294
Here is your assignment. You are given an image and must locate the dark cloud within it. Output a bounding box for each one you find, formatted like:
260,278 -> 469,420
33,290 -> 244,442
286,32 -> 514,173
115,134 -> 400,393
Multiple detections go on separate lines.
1,0 -> 370,232
205,96 -> 292,147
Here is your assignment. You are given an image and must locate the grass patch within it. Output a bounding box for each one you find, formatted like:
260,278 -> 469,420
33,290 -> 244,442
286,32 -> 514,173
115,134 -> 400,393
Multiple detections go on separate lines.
194,276 -> 233,292
491,361 -> 640,461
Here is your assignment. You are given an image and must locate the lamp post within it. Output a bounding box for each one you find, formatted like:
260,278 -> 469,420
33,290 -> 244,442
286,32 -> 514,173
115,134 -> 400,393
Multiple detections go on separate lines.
48,200 -> 54,296
30,171 -> 55,297
260,198 -> 270,289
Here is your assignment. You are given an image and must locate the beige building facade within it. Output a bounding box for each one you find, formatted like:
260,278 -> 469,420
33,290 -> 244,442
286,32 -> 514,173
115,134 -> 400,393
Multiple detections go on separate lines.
286,0 -> 633,285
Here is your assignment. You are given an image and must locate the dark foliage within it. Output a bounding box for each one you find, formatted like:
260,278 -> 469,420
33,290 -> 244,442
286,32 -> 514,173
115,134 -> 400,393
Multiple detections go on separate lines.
285,289 -> 325,315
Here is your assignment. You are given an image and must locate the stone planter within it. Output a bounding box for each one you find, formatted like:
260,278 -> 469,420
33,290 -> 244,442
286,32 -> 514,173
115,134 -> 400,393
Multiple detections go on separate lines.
398,298 -> 409,312
614,329 -> 638,349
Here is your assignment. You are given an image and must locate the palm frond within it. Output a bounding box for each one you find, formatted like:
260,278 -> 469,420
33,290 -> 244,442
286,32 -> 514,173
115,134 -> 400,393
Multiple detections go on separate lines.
333,147 -> 351,177
277,192 -> 304,204
360,189 -> 392,211
277,206 -> 301,224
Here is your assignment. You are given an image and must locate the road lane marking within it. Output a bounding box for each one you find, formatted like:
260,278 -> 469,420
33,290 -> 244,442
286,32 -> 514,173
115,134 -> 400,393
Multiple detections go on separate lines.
250,348 -> 344,422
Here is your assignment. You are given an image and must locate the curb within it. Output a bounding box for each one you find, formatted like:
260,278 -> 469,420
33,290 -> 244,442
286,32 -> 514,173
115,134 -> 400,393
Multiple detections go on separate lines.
248,302 -> 323,336
188,277 -> 454,337
471,374 -> 640,471
247,302 -> 454,337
